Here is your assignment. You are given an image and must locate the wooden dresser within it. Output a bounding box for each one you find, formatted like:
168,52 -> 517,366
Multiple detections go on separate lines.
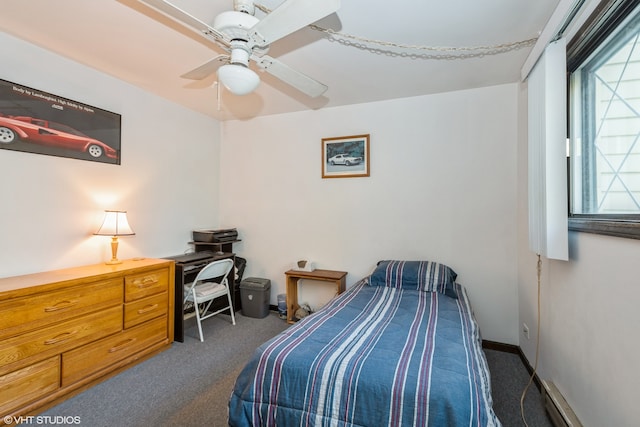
0,258 -> 175,419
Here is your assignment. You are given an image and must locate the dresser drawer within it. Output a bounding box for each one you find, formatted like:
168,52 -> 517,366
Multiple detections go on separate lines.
61,315 -> 168,386
0,278 -> 123,340
124,268 -> 169,302
0,356 -> 59,415
0,306 -> 122,375
124,291 -> 168,329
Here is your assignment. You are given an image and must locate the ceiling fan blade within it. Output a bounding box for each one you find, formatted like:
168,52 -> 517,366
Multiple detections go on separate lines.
181,55 -> 229,80
254,55 -> 328,98
136,0 -> 229,44
249,0 -> 340,47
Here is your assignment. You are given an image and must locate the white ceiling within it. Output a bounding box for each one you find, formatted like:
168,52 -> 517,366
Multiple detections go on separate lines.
0,0 -> 560,121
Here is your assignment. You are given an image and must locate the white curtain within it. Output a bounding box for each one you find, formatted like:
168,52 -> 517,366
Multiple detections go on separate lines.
527,38 -> 569,261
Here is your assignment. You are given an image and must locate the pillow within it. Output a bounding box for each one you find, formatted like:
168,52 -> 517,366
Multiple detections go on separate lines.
369,260 -> 458,298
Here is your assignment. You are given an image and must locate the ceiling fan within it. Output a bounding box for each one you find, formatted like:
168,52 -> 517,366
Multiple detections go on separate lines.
137,0 -> 340,97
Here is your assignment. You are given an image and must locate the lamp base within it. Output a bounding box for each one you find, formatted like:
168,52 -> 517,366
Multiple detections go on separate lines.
105,236 -> 122,265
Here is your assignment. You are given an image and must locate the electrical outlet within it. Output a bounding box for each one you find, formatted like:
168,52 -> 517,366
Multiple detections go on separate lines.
522,323 -> 530,340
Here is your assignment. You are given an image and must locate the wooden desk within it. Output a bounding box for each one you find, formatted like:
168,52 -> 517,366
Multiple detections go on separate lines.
284,269 -> 347,324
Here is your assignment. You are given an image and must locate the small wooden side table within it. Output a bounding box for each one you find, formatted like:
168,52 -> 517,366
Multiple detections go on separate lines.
284,269 -> 347,324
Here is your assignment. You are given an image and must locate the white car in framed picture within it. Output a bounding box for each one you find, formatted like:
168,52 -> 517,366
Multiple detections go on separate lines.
328,153 -> 362,166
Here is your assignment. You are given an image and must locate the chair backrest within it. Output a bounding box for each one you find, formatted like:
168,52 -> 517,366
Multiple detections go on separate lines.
234,257 -> 247,284
193,258 -> 234,285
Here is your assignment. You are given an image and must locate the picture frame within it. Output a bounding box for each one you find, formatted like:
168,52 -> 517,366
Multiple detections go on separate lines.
0,79 -> 121,164
322,134 -> 370,178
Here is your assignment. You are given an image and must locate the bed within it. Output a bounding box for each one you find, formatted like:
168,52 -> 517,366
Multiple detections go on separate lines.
229,260 -> 502,426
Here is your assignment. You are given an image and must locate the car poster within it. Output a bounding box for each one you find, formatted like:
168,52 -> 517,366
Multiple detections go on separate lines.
0,79 -> 121,164
322,134 -> 370,178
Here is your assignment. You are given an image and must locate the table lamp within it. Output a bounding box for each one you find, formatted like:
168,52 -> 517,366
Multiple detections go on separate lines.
94,210 -> 135,264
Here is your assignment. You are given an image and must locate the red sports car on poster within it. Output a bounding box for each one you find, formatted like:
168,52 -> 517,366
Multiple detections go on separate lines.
0,114 -> 117,159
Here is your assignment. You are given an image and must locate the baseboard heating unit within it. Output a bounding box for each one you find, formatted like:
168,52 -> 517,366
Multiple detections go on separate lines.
542,380 -> 583,427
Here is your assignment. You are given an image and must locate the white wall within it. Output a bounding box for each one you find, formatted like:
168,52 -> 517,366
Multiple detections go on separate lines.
0,33 -> 221,277
517,83 -> 640,426
219,84 -> 520,343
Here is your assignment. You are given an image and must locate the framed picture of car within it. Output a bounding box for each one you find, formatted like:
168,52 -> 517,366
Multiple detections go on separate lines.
322,134 -> 370,178
0,79 -> 121,164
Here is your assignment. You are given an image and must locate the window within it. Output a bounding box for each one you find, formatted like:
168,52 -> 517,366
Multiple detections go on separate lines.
568,0 -> 640,238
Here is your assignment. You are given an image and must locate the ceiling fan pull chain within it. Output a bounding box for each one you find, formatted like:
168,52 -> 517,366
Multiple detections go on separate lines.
216,81 -> 221,111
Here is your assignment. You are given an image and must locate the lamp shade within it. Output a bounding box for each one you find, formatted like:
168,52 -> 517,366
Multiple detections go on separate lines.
94,210 -> 135,236
217,64 -> 260,96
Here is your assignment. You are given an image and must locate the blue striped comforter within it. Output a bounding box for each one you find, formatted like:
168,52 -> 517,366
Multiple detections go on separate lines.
229,279 -> 501,426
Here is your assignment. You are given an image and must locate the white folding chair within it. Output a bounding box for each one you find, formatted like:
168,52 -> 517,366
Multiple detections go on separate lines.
183,258 -> 236,342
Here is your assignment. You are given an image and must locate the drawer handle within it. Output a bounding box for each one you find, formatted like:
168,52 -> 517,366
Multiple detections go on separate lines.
137,303 -> 159,314
44,300 -> 78,312
44,330 -> 78,345
109,338 -> 136,353
134,276 -> 158,288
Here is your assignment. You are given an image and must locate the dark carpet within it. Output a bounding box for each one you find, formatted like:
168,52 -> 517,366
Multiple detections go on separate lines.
40,312 -> 553,426
485,349 -> 553,427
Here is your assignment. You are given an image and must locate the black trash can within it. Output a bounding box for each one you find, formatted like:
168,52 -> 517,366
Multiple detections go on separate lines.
239,278 -> 271,318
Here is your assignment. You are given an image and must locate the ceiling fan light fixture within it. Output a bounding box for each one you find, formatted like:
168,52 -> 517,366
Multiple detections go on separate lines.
217,63 -> 260,95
